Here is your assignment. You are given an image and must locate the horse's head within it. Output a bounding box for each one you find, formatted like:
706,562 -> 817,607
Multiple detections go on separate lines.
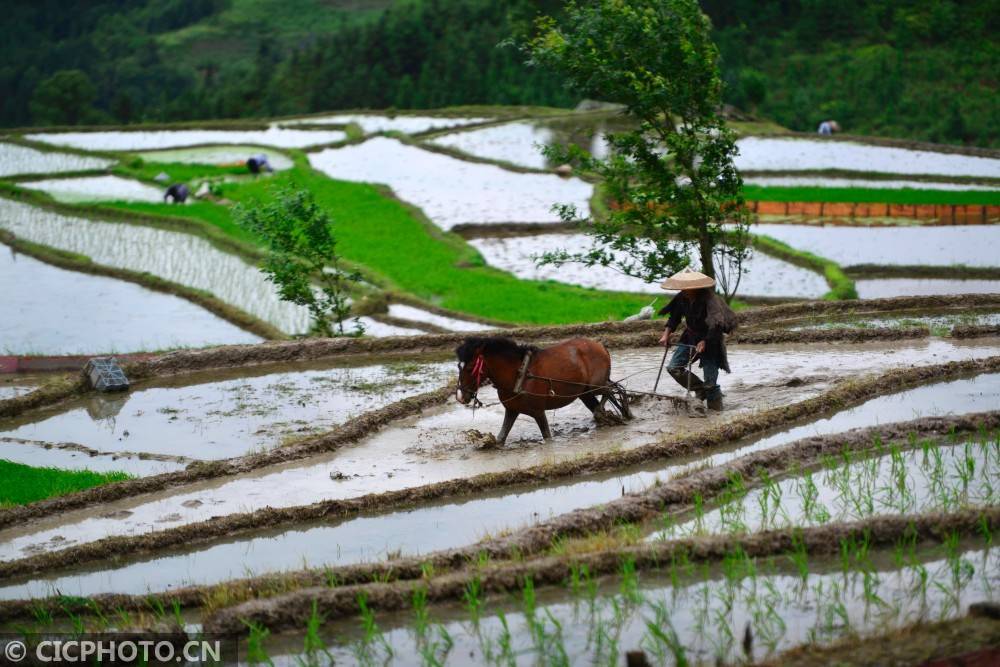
454,339 -> 487,405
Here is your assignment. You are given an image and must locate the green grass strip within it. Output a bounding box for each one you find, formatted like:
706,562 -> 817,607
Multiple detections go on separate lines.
0,459 -> 131,507
743,185 -> 1000,206
752,234 -> 857,300
110,157 -> 651,325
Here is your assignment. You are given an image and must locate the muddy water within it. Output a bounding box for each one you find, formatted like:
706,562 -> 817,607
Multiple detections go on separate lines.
266,544 -> 999,666
0,197 -> 313,333
0,358 -> 451,468
649,436 -> 999,540
754,223 -> 1000,267
1,340 -> 998,578
0,247 -> 262,355
468,233 -> 829,298
0,142 -> 113,177
0,374 -> 52,401
308,137 -> 593,230
856,278 -> 1000,298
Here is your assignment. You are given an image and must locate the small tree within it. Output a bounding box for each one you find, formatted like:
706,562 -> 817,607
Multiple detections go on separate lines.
524,0 -> 752,298
234,188 -> 363,337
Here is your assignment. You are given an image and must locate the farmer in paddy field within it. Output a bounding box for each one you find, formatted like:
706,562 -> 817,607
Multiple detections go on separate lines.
657,268 -> 737,411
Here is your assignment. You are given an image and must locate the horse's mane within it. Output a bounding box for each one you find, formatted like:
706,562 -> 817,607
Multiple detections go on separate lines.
455,337 -> 538,363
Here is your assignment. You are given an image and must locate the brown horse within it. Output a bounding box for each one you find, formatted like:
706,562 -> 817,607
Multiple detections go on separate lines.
455,336 -> 631,445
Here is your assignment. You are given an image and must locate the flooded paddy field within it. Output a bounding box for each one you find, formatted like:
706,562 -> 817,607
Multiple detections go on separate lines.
282,113 -> 491,133
308,137 -> 593,230
0,374 -> 55,401
20,175 -> 169,203
385,304 -> 491,332
0,248 -> 261,355
0,142 -> 113,177
1,340 -> 996,570
0,357 -> 451,477
0,197 -> 313,334
857,278 -> 1000,298
429,120 -> 558,169
734,137 -> 1000,177
132,145 -> 294,171
258,540 -> 999,666
3,378 -> 996,600
754,222 -> 1000,268
468,233 -> 829,299
25,126 -> 347,151
648,433 -> 998,540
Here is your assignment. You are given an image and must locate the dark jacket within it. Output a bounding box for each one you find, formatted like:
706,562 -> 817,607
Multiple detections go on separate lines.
659,289 -> 737,372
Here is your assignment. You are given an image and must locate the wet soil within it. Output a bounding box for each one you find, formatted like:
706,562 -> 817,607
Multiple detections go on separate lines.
2,342 -> 996,570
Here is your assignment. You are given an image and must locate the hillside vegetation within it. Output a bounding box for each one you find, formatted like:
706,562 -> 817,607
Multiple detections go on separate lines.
1,0 -> 995,146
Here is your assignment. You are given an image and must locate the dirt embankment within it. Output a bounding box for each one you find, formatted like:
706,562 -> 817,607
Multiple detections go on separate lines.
201,505 -> 1000,635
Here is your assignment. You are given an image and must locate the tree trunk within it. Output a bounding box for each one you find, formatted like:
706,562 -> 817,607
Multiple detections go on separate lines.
698,221 -> 715,278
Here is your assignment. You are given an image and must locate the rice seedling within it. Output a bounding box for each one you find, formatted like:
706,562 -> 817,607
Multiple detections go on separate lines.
244,621 -> 273,666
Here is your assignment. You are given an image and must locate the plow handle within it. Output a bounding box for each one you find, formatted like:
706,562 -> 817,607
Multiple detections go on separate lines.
652,343 -> 670,395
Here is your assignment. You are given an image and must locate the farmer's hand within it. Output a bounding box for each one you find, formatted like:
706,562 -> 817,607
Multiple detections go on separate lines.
695,340 -> 706,354
659,329 -> 671,348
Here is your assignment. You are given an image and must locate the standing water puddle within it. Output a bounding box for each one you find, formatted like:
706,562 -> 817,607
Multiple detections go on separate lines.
2,364 -> 998,597
21,175 -> 165,203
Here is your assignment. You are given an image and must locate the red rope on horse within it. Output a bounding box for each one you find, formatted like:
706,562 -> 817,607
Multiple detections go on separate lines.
470,354 -> 485,390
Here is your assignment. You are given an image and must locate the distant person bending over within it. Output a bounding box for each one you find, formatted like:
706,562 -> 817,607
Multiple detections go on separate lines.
164,183 -> 189,204
817,120 -> 841,136
656,268 -> 737,411
246,154 -> 274,175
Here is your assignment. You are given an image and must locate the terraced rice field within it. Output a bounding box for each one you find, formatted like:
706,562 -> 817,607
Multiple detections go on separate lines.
0,142 -> 114,177
2,110 -> 1000,665
21,175 -> 166,203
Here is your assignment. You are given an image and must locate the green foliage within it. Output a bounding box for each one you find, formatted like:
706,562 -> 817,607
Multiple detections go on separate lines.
752,234 -> 857,300
0,459 -> 132,507
29,70 -> 101,126
234,188 -> 363,336
1,0 -> 993,146
526,0 -> 752,298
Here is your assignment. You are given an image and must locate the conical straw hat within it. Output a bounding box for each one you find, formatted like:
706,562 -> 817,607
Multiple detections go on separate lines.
660,267 -> 715,290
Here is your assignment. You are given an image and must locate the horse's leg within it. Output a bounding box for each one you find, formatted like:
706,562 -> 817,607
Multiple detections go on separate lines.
533,412 -> 552,440
580,393 -> 600,414
496,408 -> 519,445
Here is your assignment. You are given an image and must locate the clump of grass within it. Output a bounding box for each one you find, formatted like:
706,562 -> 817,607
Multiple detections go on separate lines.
0,460 -> 132,506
